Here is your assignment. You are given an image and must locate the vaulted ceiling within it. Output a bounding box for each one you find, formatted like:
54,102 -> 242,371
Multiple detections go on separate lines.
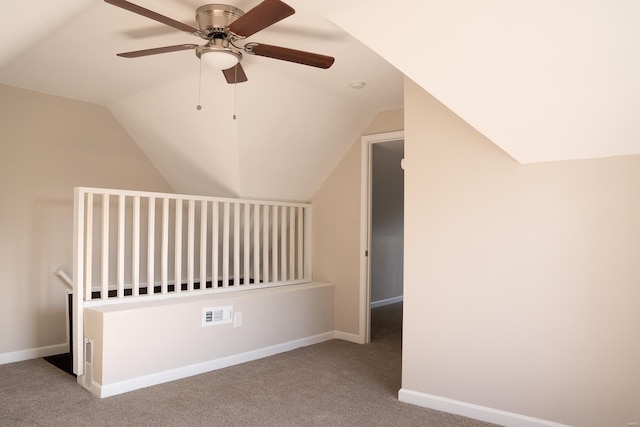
330,0 -> 640,163
2,0 -> 638,201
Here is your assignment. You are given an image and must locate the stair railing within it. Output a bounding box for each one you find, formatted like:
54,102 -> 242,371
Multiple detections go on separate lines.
72,187 -> 312,375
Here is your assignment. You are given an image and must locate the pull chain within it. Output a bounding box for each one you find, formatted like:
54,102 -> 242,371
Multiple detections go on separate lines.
233,65 -> 238,120
196,60 -> 203,111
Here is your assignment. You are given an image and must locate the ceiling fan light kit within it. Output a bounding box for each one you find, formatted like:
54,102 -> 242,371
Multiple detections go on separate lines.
105,0 -> 335,82
196,39 -> 242,70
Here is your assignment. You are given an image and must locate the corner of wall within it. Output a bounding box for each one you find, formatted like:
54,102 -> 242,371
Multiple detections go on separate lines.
311,109 -> 404,336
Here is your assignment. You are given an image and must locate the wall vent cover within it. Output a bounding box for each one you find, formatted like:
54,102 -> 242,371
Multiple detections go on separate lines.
202,306 -> 233,326
84,338 -> 93,390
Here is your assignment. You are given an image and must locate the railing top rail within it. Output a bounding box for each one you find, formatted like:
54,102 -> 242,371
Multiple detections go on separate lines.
75,187 -> 311,208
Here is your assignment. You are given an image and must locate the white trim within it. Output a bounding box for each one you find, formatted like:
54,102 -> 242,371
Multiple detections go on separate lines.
83,279 -> 313,308
65,289 -> 73,347
0,343 -> 69,365
359,139 -> 369,345
95,332 -> 335,398
334,330 -> 365,344
370,295 -> 403,308
75,186 -> 311,208
55,269 -> 73,289
398,389 -> 572,427
359,130 -> 405,345
73,187 -> 85,375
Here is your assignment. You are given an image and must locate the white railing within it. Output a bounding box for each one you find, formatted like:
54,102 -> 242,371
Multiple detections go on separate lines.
72,187 -> 312,374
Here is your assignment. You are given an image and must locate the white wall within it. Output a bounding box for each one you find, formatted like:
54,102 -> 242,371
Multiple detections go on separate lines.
370,143 -> 404,303
0,84 -> 174,363
312,109 -> 403,338
84,282 -> 334,397
401,78 -> 640,427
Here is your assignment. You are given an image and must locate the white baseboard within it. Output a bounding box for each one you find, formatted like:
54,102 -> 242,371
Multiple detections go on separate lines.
333,330 -> 364,344
370,296 -> 403,308
398,389 -> 571,427
0,343 -> 69,365
97,331 -> 335,398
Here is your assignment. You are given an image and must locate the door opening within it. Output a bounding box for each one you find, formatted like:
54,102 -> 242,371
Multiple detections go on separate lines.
359,131 -> 404,343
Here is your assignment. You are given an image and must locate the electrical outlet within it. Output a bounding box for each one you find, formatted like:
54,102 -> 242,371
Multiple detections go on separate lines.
234,312 -> 242,328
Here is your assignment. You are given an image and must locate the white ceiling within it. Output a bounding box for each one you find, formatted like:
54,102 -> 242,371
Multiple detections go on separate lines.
330,0 -> 640,164
0,0 -> 403,201
2,1 -> 638,200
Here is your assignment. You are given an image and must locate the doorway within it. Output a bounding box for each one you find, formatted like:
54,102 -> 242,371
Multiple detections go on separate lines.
359,131 -> 404,343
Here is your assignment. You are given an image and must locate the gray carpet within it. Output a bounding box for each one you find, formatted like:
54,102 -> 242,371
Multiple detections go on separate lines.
0,303 -> 498,426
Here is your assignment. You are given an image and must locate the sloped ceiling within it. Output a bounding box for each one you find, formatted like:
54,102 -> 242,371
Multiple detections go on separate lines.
2,1 -> 638,201
329,0 -> 640,163
0,0 -> 403,201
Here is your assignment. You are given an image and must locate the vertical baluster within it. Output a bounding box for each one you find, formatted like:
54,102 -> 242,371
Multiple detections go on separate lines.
222,202 -> 230,287
187,199 -> 195,291
253,204 -> 260,285
234,203 -> 240,286
117,195 -> 125,298
212,202 -> 219,289
147,197 -> 155,295
272,205 -> 279,282
304,206 -> 312,280
243,204 -> 251,285
132,196 -> 140,296
101,194 -> 110,300
289,206 -> 295,280
85,193 -> 93,301
262,205 -> 270,283
297,206 -> 303,280
161,198 -> 169,294
200,201 -> 208,290
174,199 -> 182,293
280,206 -> 287,281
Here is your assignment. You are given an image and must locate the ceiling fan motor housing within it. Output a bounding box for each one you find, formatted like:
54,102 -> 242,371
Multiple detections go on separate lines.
196,4 -> 245,37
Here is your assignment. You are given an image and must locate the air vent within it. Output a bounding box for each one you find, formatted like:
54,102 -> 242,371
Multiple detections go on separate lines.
202,306 -> 233,326
84,338 -> 93,390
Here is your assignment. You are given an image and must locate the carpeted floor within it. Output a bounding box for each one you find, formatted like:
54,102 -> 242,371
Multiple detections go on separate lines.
0,303 -> 498,426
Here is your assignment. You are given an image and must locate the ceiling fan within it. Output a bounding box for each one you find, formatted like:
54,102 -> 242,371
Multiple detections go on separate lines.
104,0 -> 335,84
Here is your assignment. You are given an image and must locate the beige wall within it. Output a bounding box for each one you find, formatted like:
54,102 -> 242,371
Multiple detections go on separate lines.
402,78 -> 640,426
84,282 -> 334,396
312,108 -> 403,336
0,84 -> 174,360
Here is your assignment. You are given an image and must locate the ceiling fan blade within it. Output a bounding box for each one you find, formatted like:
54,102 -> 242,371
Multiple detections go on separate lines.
246,43 -> 335,69
222,64 -> 248,84
117,44 -> 198,58
104,0 -> 201,37
227,0 -> 294,38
